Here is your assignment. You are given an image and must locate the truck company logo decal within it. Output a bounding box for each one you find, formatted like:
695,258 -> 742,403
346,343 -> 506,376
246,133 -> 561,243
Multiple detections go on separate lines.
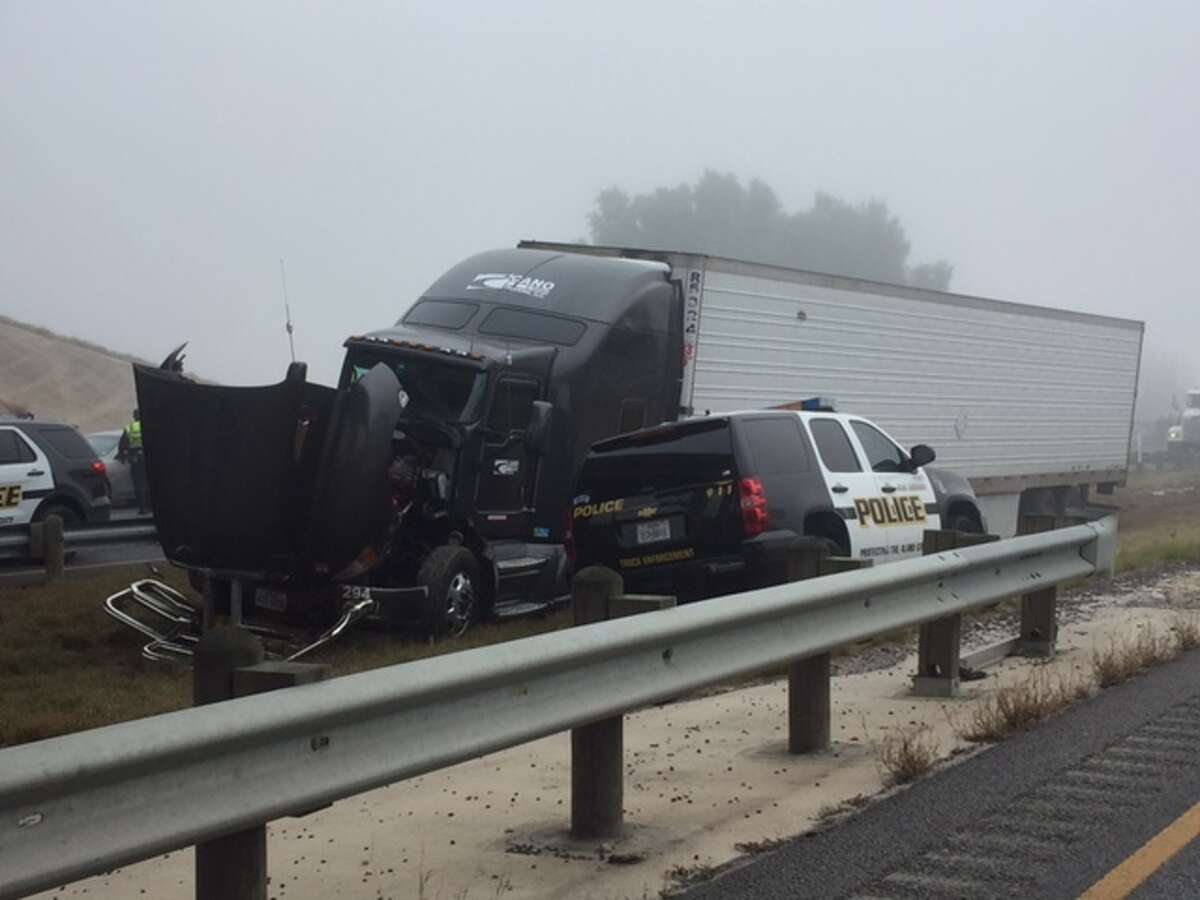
493,459 -> 520,476
0,484 -> 22,509
573,498 -> 624,519
619,547 -> 695,569
853,495 -> 927,527
466,273 -> 556,300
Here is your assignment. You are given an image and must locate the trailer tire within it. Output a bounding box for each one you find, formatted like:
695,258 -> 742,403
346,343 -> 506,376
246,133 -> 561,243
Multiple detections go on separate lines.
418,545 -> 480,638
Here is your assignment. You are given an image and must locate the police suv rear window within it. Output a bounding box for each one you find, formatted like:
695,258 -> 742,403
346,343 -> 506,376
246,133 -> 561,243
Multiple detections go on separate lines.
584,422 -> 735,495
809,419 -> 862,473
739,417 -> 810,474
402,299 -> 479,330
479,308 -> 587,346
37,426 -> 96,460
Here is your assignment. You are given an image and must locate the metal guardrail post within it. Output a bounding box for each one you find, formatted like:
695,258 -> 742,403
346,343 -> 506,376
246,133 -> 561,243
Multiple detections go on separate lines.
193,627 -> 267,900
1017,515 -> 1079,657
913,530 -> 999,697
570,567 -> 675,839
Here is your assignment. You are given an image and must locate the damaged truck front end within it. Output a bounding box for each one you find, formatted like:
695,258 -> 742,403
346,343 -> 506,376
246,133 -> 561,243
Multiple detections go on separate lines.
133,358 -> 412,630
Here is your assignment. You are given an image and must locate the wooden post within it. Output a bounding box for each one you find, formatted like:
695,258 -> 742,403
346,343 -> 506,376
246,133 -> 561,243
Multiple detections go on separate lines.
784,539 -> 842,754
912,529 -> 998,697
193,627 -> 267,900
1018,515 -> 1062,657
569,567 -> 674,839
37,515 -> 65,583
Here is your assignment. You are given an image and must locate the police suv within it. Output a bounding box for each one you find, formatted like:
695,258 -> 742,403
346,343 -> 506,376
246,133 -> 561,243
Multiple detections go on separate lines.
0,417 -> 112,529
569,402 -> 984,602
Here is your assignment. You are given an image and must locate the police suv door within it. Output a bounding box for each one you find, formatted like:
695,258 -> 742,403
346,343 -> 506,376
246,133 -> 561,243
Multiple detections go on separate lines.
0,426 -> 53,528
845,418 -> 940,559
802,417 -> 893,560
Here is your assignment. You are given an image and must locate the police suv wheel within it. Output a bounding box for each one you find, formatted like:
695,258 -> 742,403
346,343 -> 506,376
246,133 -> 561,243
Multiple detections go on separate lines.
418,546 -> 480,638
944,508 -> 983,534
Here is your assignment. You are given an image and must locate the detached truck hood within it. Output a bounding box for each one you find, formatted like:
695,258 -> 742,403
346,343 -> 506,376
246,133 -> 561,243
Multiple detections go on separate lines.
134,361 -> 401,581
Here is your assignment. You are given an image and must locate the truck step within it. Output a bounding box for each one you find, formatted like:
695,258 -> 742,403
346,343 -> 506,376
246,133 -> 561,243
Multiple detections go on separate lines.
493,599 -> 551,618
495,556 -> 550,575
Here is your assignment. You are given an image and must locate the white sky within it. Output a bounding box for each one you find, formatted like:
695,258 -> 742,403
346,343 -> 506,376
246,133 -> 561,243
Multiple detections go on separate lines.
2,1 -> 1197,415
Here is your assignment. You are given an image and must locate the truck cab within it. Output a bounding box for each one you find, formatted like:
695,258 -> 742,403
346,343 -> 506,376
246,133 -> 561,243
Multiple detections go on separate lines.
137,247 -> 685,635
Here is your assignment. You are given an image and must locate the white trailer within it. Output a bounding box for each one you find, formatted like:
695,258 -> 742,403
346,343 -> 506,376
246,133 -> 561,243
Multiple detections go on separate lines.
522,242 -> 1144,536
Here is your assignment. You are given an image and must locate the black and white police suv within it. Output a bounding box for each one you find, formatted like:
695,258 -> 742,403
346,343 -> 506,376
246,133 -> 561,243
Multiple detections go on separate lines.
568,402 -> 984,602
0,417 -> 112,529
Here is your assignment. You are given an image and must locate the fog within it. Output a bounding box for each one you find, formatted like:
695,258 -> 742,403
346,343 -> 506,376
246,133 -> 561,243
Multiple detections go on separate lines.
2,1 -> 1197,418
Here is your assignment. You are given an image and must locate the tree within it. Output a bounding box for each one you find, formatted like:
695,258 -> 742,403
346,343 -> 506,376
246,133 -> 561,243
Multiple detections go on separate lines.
587,170 -> 953,290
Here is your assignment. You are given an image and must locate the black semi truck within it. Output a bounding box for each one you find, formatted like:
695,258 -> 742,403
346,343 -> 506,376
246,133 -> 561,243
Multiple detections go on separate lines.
137,247 -> 685,635
137,241 -> 1138,636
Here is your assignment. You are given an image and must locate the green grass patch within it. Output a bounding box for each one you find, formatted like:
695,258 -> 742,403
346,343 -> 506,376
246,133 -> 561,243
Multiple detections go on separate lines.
1116,521 -> 1200,573
0,565 -> 570,748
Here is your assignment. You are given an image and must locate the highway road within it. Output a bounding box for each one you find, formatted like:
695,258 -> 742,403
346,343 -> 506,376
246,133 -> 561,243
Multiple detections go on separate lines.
686,647 -> 1200,899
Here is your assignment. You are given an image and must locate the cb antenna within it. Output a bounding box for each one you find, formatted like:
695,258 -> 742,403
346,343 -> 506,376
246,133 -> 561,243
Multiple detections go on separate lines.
279,258 -> 296,363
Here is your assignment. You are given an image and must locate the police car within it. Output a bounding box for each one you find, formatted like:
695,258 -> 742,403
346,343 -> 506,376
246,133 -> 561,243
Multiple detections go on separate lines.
0,417 -> 112,529
569,401 -> 984,601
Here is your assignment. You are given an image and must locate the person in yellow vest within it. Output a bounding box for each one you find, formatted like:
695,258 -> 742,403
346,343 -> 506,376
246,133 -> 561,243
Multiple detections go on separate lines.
117,408 -> 148,513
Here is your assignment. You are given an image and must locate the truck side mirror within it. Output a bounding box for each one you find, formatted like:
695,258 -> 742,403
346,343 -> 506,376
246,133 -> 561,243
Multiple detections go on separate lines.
525,401 -> 553,455
909,444 -> 936,469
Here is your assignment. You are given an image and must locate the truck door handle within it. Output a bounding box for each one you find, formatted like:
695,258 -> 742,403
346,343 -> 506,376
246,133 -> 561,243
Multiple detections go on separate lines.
881,485 -> 896,494
831,484 -> 848,494
27,469 -> 45,477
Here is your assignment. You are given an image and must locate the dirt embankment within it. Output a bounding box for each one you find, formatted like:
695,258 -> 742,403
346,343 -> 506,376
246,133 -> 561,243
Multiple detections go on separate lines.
0,316 -> 154,432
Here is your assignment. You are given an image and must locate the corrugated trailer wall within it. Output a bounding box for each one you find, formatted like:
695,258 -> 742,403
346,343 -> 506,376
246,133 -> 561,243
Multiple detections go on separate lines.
689,260 -> 1144,489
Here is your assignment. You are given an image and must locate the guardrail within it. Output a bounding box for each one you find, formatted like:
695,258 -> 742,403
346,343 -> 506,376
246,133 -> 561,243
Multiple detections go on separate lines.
0,515 -> 158,572
0,516 -> 1117,899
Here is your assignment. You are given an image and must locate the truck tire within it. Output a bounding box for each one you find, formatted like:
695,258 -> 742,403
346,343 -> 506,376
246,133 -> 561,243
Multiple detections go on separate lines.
417,545 -> 480,638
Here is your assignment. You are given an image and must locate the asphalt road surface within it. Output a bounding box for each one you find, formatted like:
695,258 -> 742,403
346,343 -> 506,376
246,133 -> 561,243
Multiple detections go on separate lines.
686,648 -> 1200,899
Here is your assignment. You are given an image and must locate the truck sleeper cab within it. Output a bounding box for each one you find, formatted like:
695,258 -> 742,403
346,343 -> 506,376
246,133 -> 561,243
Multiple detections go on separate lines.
570,408 -> 983,601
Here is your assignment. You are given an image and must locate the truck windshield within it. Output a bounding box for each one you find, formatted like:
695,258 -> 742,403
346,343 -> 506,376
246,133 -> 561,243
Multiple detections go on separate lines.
347,351 -> 487,423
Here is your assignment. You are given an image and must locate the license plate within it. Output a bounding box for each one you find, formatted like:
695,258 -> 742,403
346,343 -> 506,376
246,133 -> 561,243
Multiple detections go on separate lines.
255,588 -> 288,612
0,485 -> 22,510
636,519 -> 671,545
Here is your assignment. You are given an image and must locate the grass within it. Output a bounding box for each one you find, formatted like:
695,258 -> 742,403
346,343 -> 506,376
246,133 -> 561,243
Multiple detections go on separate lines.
875,723 -> 940,784
1092,622 -> 1177,688
0,565 -> 193,747
1115,521 -> 1200,573
958,667 -> 1091,743
0,565 -> 570,748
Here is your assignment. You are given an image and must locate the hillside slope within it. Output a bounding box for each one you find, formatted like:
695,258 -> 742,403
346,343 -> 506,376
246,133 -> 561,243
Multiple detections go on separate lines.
0,316 -> 152,433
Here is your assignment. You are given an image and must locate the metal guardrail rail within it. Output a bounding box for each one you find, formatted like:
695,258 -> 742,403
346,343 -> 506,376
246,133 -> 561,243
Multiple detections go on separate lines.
0,516 -> 157,558
0,516 -> 1117,899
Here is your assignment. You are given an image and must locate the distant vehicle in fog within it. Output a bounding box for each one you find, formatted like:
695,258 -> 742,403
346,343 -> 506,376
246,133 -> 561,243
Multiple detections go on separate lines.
87,429 -> 140,508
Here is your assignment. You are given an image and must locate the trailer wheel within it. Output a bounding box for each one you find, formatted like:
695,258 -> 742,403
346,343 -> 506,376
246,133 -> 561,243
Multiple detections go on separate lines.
418,545 -> 480,637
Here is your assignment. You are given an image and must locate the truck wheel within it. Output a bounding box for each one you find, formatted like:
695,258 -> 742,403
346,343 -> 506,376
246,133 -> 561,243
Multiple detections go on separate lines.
417,545 -> 480,638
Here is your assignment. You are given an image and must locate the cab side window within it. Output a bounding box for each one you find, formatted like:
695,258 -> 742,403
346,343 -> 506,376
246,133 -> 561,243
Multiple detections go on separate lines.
850,421 -> 907,472
488,381 -> 538,434
808,419 -> 862,473
0,429 -> 35,465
